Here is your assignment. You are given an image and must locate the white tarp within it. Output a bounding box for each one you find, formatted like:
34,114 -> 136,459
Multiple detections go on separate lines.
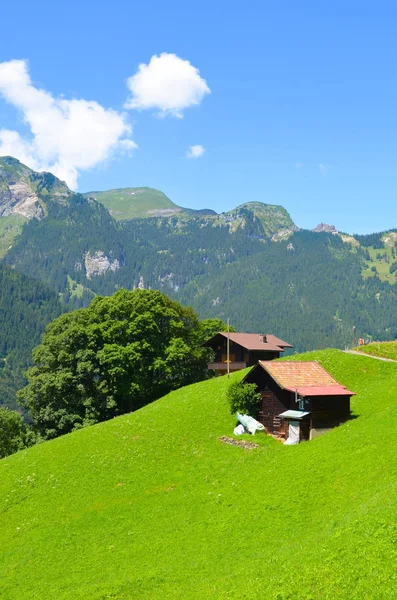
284,421 -> 300,445
233,424 -> 246,435
236,412 -> 265,435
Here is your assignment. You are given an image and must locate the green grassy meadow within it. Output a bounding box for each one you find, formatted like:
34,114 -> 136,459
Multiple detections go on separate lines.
1,349 -> 397,599
354,341 -> 397,361
84,187 -> 181,220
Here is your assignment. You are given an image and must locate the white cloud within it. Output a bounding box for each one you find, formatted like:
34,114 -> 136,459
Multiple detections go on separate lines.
186,144 -> 205,159
125,53 -> 210,118
295,162 -> 304,169
0,59 -> 136,189
319,163 -> 333,176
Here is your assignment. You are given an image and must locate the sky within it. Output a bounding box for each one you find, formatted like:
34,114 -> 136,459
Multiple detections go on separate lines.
1,1 -> 397,233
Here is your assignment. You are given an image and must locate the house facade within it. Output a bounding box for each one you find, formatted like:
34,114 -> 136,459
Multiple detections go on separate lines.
243,360 -> 355,442
203,332 -> 293,373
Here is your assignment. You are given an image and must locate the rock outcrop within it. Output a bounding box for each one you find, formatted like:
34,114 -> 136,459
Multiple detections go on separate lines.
84,251 -> 120,279
0,156 -> 71,220
312,223 -> 338,234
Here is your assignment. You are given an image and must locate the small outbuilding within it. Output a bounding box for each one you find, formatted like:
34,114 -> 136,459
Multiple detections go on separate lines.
243,360 -> 355,442
203,332 -> 293,373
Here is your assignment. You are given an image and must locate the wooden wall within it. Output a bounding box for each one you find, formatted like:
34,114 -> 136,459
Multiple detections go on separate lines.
245,367 -> 295,434
309,396 -> 351,427
208,337 -> 280,366
245,366 -> 351,437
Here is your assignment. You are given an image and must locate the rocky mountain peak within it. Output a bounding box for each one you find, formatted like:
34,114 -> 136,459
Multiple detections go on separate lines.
312,223 -> 338,234
0,156 -> 71,220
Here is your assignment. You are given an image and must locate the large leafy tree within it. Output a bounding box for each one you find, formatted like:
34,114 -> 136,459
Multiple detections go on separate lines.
196,318 -> 235,345
18,289 -> 216,440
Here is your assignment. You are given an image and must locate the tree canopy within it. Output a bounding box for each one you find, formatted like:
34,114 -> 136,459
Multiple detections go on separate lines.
0,407 -> 29,458
18,289 -> 224,440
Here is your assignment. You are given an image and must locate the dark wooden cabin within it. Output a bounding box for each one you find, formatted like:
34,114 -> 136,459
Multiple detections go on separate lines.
243,360 -> 355,442
203,332 -> 293,373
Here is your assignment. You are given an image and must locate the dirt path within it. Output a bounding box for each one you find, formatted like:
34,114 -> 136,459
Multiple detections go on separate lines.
344,349 -> 397,363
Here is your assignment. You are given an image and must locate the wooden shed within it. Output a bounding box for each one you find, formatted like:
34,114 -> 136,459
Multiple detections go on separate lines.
243,361 -> 355,442
203,332 -> 293,374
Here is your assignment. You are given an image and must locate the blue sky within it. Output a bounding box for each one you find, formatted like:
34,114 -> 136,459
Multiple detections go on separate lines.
1,1 -> 397,233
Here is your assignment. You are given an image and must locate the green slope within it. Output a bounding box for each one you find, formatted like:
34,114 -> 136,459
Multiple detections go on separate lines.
1,349 -> 396,599
353,341 -> 397,360
84,187 -> 185,220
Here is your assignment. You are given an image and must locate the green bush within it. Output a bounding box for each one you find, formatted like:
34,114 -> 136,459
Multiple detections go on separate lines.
226,380 -> 261,415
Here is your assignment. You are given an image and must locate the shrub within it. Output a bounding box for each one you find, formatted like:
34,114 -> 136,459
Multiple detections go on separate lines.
226,381 -> 261,415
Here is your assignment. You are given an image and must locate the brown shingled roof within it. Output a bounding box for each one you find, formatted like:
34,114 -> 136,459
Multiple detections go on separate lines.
256,361 -> 355,397
203,332 -> 293,352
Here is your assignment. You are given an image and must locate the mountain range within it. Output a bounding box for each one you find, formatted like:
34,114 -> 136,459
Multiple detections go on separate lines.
1,155 -> 397,408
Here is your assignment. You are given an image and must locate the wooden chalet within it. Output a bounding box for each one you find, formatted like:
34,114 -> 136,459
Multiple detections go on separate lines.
243,361 -> 355,442
203,332 -> 293,373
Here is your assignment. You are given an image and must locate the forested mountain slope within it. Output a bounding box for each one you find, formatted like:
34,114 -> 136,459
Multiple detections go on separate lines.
1,155 -> 397,408
1,350 -> 396,599
0,264 -> 62,408
178,230 -> 397,352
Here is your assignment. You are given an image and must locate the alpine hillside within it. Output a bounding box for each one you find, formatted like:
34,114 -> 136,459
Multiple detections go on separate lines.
1,156 -> 397,406
1,349 -> 396,599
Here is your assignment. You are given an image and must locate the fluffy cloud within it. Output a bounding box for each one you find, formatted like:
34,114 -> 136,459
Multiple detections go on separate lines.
186,144 -> 205,159
125,53 -> 210,118
0,60 -> 136,189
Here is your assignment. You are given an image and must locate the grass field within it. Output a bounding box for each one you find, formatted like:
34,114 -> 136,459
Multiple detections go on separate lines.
1,349 -> 396,599
84,187 -> 182,220
361,233 -> 397,283
353,340 -> 397,361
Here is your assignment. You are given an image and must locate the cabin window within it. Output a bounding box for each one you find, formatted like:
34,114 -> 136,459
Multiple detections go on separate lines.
299,399 -> 310,411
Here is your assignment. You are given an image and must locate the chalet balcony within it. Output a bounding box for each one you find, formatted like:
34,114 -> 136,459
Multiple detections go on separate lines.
208,361 -> 247,371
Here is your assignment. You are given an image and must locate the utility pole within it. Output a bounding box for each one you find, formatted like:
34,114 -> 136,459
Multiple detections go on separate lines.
352,326 -> 356,348
227,317 -> 230,378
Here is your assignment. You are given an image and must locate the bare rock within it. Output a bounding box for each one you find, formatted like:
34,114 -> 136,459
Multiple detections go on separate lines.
84,251 -> 120,279
312,223 -> 338,234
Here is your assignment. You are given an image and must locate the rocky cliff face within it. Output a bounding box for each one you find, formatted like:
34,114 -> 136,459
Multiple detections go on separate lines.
0,157 -> 43,219
0,156 -> 71,220
84,251 -> 120,279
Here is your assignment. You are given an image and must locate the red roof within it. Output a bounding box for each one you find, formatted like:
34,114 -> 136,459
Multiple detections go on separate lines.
253,361 -> 355,396
203,332 -> 293,352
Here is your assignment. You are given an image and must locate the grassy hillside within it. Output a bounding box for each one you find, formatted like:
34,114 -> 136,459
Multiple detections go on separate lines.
353,341 -> 397,360
1,349 -> 396,599
360,231 -> 397,284
84,187 -> 184,220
